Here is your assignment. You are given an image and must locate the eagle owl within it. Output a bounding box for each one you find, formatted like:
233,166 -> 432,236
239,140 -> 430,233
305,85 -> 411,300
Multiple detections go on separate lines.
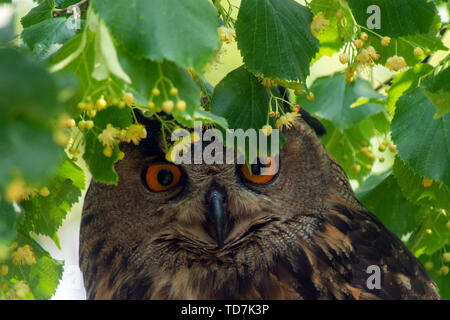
79,109 -> 440,300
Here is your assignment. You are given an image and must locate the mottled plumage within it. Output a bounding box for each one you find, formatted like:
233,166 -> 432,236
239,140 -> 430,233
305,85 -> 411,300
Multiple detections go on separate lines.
79,113 -> 440,300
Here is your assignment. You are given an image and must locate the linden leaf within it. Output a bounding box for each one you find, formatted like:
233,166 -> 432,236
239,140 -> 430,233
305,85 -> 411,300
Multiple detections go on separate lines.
236,0 -> 319,82
297,73 -> 386,131
422,66 -> 450,119
356,170 -> 425,238
90,0 -> 220,74
391,88 -> 450,187
347,0 -> 439,37
387,63 -> 434,115
83,107 -> 132,185
393,157 -> 450,211
20,159 -> 85,245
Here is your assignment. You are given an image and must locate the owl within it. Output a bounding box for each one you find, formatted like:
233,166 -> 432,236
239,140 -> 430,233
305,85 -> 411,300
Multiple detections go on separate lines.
79,108 -> 440,300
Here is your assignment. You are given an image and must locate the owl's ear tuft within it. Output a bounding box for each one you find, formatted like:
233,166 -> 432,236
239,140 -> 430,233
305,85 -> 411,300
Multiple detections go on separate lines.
298,107 -> 327,137
133,109 -> 164,157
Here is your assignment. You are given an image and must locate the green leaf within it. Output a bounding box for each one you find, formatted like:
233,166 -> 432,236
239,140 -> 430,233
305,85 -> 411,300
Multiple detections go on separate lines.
235,0 -> 319,82
28,254 -> 63,300
21,17 -> 79,59
422,66 -> 450,118
6,232 -> 64,300
90,0 -> 220,73
387,63 -> 434,115
57,158 -> 86,189
21,0 -> 55,29
192,109 -> 228,130
393,157 -> 450,211
391,88 -> 450,187
356,170 -> 425,238
20,159 -> 85,244
50,30 -> 127,116
210,66 -> 285,161
49,30 -> 87,74
0,201 -> 23,246
0,5 -> 15,43
298,73 -> 386,131
355,168 -> 392,198
0,48 -> 72,186
347,0 -> 439,37
0,48 -> 60,125
419,251 -> 450,300
91,17 -> 130,83
320,113 -> 390,182
310,0 -> 353,61
119,53 -> 201,127
409,210 -> 450,256
211,66 -> 270,131
83,106 -> 133,184
0,121 -> 63,188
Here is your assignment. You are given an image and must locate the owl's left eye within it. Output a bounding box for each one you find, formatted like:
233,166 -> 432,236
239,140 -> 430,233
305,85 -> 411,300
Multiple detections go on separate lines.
239,156 -> 279,185
145,163 -> 182,192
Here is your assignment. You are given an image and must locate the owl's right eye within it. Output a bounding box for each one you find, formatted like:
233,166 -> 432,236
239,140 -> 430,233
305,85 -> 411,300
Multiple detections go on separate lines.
145,163 -> 182,192
239,156 -> 279,185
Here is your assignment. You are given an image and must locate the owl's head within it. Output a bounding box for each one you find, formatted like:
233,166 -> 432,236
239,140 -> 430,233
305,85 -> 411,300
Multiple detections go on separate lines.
80,108 -> 356,297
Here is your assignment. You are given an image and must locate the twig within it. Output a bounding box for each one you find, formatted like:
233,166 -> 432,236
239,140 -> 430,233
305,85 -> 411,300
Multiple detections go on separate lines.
375,27 -> 448,91
53,0 -> 89,18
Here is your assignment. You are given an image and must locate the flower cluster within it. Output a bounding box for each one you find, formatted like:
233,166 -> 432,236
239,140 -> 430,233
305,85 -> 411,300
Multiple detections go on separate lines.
98,124 -> 121,148
355,46 -> 380,68
275,112 -> 300,130
386,55 -> 407,72
3,178 -> 50,204
14,281 -> 31,299
425,251 -> 450,277
121,124 -> 148,146
381,36 -> 391,46
311,12 -> 330,37
98,123 -> 148,158
259,77 -> 276,89
53,113 -> 79,147
147,85 -> 187,115
218,26 -> 236,44
0,280 -> 31,300
11,245 -> 36,266
345,65 -> 356,83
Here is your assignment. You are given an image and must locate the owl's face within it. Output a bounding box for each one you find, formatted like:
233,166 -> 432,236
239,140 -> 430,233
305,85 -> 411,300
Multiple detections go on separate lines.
80,114 -> 344,298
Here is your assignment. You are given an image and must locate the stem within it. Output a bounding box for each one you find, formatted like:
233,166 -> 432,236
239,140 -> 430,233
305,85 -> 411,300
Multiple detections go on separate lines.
358,25 -> 383,39
130,106 -> 138,124
157,63 -> 169,100
53,0 -> 89,17
150,111 -> 169,152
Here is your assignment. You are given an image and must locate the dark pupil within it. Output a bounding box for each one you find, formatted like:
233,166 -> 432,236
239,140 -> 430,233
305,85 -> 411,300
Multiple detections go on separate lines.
251,159 -> 269,175
157,169 -> 174,186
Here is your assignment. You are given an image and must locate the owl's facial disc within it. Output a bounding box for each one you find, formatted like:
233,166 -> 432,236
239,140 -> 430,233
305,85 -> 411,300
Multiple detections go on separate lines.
205,185 -> 229,248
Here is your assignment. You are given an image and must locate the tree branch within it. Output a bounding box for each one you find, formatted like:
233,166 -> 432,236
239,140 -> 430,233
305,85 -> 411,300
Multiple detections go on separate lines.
53,0 -> 89,18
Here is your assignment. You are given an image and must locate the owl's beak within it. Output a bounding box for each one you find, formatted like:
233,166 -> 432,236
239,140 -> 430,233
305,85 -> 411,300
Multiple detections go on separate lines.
206,188 -> 229,248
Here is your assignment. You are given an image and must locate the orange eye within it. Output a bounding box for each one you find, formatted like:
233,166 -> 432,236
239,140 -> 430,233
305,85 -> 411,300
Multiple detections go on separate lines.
240,156 -> 279,184
145,163 -> 182,192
